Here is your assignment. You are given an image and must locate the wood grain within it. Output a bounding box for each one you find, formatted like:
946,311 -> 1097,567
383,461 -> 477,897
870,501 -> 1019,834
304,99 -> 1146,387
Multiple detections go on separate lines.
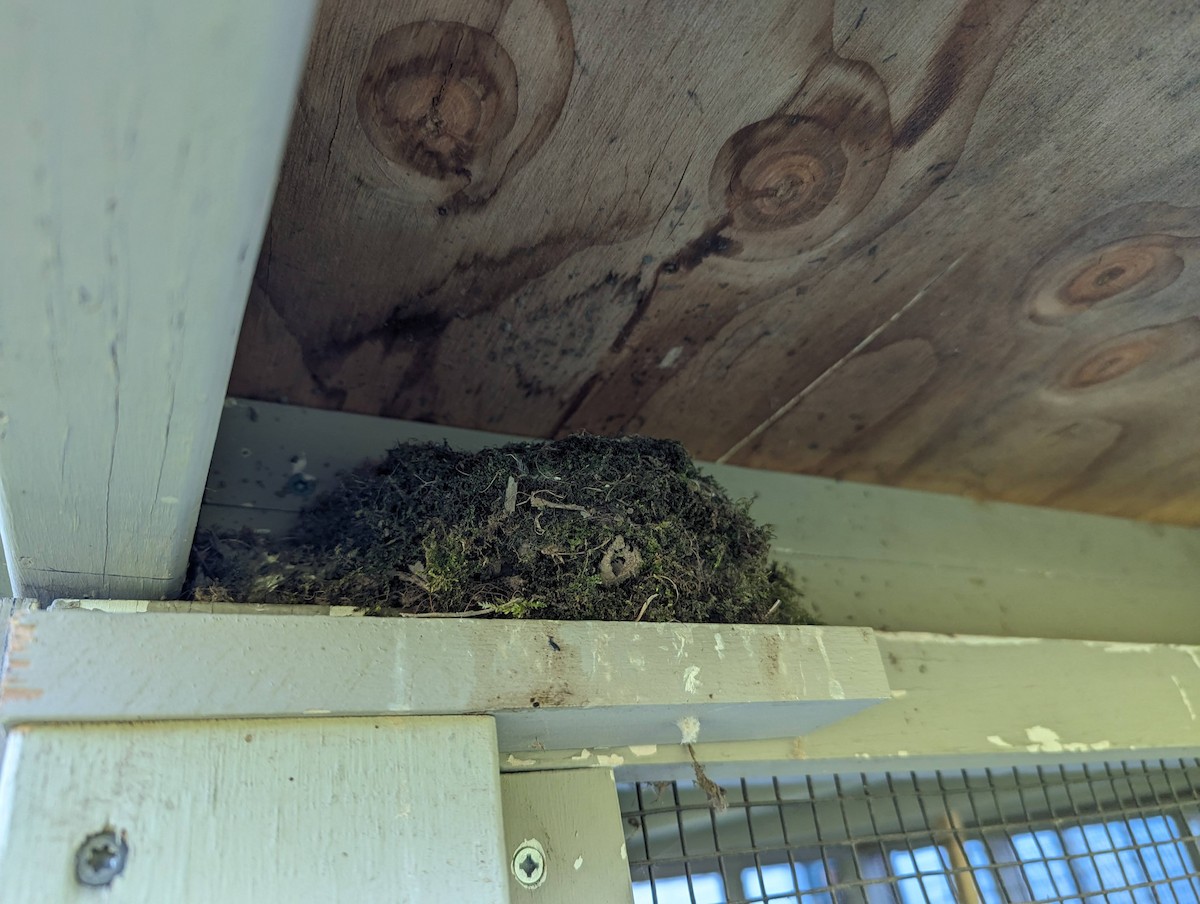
229,0 -> 1200,524
0,717 -> 508,903
0,0 -> 316,600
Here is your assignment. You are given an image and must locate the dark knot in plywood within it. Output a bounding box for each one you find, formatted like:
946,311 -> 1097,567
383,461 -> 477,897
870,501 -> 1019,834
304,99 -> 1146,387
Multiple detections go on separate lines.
357,21 -> 519,187
1025,237 -> 1188,325
705,57 -> 891,260
719,117 -> 848,232
1056,320 -> 1200,393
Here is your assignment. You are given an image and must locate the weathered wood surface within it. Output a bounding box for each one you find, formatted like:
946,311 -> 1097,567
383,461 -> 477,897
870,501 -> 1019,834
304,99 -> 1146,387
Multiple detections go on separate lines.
228,0 -> 1200,524
0,0 -> 316,600
0,610 -> 889,752
0,716 -> 509,903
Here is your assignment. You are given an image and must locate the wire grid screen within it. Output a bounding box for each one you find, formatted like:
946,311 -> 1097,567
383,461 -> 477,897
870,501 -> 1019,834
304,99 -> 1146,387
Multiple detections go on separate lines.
619,759 -> 1200,904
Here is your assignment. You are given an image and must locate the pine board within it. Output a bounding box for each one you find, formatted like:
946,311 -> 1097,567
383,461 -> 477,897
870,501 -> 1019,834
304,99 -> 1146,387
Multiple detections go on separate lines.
228,0 -> 1200,524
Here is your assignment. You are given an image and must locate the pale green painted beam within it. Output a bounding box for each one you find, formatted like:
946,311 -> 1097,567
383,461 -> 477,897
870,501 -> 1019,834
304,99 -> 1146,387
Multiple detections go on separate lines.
0,3 -> 316,601
202,398 -> 1200,644
503,631 -> 1200,780
0,609 -> 889,753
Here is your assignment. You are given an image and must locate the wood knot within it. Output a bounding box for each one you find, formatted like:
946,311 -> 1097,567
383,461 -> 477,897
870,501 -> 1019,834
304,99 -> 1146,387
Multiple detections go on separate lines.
1062,337 -> 1160,389
1027,237 -> 1185,323
706,58 -> 891,260
357,21 -> 519,190
1055,317 -> 1200,395
720,118 -> 847,231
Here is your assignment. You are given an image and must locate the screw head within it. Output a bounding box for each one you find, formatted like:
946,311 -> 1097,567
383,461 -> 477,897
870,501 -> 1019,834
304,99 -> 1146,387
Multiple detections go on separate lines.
75,829 -> 128,887
511,839 -> 546,888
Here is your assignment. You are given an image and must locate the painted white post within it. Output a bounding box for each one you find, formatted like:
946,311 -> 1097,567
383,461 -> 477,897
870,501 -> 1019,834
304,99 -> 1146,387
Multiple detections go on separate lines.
0,1 -> 317,600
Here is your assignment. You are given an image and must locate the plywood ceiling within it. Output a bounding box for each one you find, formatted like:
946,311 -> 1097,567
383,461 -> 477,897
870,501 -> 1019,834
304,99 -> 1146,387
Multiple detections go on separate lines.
228,0 -> 1200,525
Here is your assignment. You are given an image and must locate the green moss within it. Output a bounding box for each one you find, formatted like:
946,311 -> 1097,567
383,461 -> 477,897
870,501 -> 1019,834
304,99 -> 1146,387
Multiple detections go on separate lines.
187,434 -> 817,625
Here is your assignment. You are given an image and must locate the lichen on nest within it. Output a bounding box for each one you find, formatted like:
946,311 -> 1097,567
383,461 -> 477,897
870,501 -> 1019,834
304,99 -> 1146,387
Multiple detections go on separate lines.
186,434 -> 814,624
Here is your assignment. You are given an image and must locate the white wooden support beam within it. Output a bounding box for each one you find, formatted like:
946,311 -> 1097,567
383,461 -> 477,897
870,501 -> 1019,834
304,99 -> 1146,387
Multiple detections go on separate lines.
0,609 -> 889,752
0,2 -> 317,601
0,716 -> 509,903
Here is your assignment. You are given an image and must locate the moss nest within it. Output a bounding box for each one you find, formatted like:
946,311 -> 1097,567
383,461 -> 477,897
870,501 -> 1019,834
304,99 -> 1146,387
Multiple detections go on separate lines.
186,434 -> 814,624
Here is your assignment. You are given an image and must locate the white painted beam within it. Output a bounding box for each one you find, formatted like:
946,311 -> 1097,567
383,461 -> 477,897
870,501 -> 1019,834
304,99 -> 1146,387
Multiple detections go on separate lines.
0,2 -> 316,600
0,716 -> 509,903
0,609 -> 889,752
203,399 -> 1200,644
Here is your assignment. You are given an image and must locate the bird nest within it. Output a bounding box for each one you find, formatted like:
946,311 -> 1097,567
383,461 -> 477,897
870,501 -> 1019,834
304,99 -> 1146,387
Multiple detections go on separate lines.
186,434 -> 813,624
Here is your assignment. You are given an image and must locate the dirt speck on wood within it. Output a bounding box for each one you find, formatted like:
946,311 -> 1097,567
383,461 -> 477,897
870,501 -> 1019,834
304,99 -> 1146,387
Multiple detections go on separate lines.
186,434 -> 814,624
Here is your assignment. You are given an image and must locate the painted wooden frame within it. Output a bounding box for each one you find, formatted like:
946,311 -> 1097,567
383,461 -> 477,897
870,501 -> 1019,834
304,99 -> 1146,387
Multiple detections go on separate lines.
0,1 -> 316,601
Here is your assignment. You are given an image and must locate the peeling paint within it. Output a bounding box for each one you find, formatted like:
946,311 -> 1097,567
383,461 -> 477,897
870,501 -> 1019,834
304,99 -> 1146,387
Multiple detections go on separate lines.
1173,646 -> 1200,673
1023,726 -> 1111,753
507,755 -> 537,767
814,630 -> 845,699
987,735 -> 1014,748
1172,676 -> 1197,721
1087,642 -> 1157,654
628,744 -> 658,757
886,632 -> 1043,646
677,716 -> 700,744
713,633 -> 725,660
571,749 -> 592,761
683,665 -> 702,694
672,630 -> 690,660
302,708 -> 331,714
596,753 -> 625,767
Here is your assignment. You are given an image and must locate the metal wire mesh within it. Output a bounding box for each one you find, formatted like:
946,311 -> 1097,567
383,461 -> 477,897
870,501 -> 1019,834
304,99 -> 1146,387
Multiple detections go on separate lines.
620,759 -> 1200,904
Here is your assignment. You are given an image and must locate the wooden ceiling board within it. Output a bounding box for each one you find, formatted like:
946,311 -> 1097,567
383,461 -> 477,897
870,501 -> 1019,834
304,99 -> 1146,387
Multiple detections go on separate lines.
229,0 -> 1200,524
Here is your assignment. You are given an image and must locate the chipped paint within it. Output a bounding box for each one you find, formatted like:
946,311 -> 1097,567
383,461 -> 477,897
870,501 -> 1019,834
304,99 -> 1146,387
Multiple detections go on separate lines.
596,753 -> 625,767
886,632 -> 1043,646
570,749 -> 592,761
987,735 -> 1014,748
1023,726 -> 1112,753
620,843 -> 627,861
628,744 -> 658,757
672,630 -> 690,660
1173,646 -> 1200,672
713,632 -> 726,660
890,689 -> 909,698
896,750 -> 910,757
1171,676 -> 1197,721
814,630 -> 845,699
573,856 -> 584,870
302,708 -> 331,714
506,754 -> 537,767
683,665 -> 702,694
658,346 -> 683,369
1086,642 -> 1157,654
677,716 -> 700,744
791,738 -> 806,759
